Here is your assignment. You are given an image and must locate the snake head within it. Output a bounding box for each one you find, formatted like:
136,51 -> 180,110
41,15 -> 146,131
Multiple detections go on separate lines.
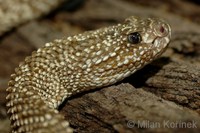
68,16 -> 171,88
125,16 -> 171,59
86,16 -> 171,87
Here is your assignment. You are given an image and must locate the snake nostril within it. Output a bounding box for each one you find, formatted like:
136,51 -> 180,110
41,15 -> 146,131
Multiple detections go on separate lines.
160,26 -> 165,34
154,22 -> 169,37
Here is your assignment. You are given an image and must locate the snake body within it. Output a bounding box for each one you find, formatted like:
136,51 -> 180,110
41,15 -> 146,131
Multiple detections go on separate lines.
6,16 -> 171,132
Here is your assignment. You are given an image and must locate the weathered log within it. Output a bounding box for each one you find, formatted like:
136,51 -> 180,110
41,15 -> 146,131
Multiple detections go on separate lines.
60,84 -> 200,133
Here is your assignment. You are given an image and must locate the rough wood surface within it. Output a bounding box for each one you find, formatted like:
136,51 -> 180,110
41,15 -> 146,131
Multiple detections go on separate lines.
0,0 -> 200,132
61,84 -> 200,133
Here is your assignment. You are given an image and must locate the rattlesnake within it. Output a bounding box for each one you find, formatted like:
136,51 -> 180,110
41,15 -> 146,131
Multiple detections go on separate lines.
4,2 -> 171,132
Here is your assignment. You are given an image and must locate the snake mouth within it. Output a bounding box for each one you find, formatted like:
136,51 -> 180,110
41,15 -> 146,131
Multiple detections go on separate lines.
153,36 -> 170,49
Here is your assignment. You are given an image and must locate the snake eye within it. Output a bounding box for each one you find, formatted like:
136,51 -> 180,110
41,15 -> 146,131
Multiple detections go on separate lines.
127,32 -> 142,44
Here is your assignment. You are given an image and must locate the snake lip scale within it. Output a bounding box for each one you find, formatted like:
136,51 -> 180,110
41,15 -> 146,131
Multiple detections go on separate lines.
6,16 -> 171,133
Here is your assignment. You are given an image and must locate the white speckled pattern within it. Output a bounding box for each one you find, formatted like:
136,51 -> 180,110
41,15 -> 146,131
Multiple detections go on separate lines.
6,16 -> 171,133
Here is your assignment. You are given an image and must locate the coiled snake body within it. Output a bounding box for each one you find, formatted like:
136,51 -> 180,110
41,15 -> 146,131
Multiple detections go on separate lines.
6,16 -> 171,132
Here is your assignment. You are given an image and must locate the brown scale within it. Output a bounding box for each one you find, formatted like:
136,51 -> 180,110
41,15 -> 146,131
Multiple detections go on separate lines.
6,16 -> 171,133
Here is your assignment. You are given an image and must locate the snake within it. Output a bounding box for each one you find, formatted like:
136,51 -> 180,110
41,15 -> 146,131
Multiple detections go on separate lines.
6,16 -> 171,133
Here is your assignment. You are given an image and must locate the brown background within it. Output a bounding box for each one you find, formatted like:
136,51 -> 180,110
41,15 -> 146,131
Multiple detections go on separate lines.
0,0 -> 200,132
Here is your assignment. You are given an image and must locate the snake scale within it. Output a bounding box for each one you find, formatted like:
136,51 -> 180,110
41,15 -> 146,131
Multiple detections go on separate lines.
4,2 -> 171,132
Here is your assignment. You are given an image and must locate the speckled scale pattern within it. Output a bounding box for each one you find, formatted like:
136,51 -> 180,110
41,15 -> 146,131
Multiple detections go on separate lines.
6,16 -> 171,132
0,0 -> 63,35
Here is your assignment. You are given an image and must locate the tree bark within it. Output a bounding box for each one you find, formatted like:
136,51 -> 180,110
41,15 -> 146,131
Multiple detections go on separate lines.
61,83 -> 200,133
